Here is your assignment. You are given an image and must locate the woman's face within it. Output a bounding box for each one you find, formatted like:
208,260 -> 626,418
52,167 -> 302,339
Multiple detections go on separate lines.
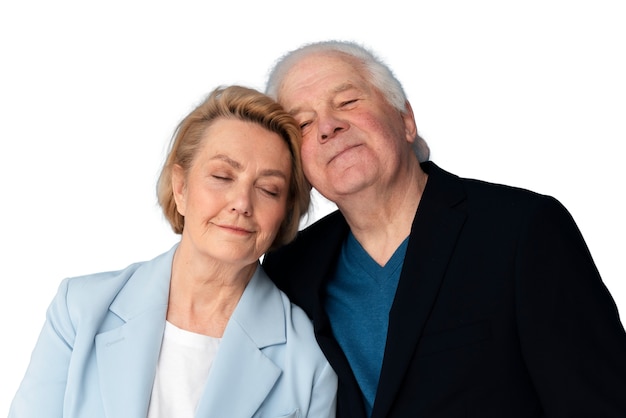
173,118 -> 292,268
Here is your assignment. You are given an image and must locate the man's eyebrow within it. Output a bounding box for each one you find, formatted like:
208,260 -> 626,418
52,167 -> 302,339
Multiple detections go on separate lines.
332,82 -> 359,94
288,83 -> 360,116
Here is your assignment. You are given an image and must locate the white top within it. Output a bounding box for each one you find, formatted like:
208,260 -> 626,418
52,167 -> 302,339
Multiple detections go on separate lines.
147,321 -> 221,418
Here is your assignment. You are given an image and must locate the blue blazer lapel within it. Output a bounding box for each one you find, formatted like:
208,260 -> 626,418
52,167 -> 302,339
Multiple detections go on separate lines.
95,247 -> 175,418
196,265 -> 285,418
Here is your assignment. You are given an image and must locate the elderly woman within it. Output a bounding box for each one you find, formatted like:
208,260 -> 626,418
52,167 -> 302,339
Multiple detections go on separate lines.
9,86 -> 337,418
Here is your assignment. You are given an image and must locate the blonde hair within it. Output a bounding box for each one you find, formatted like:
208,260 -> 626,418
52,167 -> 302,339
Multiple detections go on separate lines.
157,85 -> 310,249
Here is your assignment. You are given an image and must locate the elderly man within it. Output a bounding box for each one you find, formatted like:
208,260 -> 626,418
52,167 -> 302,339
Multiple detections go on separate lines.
263,40 -> 626,417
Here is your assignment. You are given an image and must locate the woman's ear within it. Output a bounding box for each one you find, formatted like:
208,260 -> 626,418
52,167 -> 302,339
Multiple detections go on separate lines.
171,164 -> 187,216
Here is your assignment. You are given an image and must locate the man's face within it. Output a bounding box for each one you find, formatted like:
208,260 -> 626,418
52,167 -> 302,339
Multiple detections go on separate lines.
277,52 -> 416,203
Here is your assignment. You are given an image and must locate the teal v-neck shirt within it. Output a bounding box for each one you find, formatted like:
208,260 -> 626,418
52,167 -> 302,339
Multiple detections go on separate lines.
325,232 -> 409,416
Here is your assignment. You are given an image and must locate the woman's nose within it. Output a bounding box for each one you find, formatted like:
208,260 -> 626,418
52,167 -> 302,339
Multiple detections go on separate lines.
230,187 -> 252,215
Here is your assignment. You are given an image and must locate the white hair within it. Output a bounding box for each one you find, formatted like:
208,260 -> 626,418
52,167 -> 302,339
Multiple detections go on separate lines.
266,40 -> 430,162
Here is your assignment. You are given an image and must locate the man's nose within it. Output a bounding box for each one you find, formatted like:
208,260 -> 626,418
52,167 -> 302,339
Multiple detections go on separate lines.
318,111 -> 348,142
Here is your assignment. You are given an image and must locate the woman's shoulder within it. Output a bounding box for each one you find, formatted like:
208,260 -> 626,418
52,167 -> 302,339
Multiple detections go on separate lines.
64,246 -> 175,296
53,247 -> 176,322
254,267 -> 317,344
60,260 -> 145,302
280,292 -> 325,360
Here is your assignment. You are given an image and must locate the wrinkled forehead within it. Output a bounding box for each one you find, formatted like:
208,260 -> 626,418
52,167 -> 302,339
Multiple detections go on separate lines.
276,52 -> 369,109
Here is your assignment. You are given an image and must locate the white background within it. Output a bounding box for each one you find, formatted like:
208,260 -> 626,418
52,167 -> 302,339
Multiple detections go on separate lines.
1,0 -> 624,412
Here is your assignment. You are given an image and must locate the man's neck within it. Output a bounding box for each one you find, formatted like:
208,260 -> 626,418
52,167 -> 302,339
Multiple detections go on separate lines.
338,167 -> 428,266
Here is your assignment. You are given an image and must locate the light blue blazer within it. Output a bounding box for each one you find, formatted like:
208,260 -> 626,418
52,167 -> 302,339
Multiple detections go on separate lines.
9,245 -> 337,418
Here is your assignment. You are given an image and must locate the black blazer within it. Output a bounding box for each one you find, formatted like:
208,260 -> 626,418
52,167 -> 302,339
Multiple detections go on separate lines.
263,161 -> 626,417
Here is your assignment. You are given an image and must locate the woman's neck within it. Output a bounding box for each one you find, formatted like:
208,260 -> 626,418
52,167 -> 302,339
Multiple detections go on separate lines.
166,245 -> 256,337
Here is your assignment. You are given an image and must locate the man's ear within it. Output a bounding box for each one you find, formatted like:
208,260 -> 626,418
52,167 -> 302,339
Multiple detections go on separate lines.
402,100 -> 418,144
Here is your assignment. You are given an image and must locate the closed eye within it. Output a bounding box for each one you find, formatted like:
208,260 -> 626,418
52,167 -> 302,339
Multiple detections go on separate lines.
258,186 -> 281,198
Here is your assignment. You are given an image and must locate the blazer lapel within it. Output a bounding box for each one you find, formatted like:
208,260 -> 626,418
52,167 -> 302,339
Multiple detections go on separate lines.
195,265 -> 284,418
372,162 -> 467,418
95,247 -> 175,418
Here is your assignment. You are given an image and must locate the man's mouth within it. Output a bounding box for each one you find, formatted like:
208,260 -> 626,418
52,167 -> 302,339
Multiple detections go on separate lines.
329,144 -> 361,164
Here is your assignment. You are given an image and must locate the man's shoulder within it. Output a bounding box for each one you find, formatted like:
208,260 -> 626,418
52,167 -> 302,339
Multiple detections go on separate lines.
263,211 -> 347,300
427,161 -> 556,208
461,175 -> 563,218
422,162 -> 573,234
274,210 -> 347,255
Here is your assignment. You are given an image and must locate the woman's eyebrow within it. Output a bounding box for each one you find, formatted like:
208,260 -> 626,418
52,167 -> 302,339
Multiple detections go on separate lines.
211,154 -> 287,180
211,154 -> 241,169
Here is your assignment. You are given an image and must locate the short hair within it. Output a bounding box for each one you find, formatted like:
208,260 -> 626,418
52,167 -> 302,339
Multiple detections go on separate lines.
266,40 -> 430,162
157,85 -> 311,249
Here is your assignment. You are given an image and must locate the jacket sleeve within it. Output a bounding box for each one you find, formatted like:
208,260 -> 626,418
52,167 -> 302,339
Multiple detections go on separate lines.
515,196 -> 626,416
9,278 -> 75,418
